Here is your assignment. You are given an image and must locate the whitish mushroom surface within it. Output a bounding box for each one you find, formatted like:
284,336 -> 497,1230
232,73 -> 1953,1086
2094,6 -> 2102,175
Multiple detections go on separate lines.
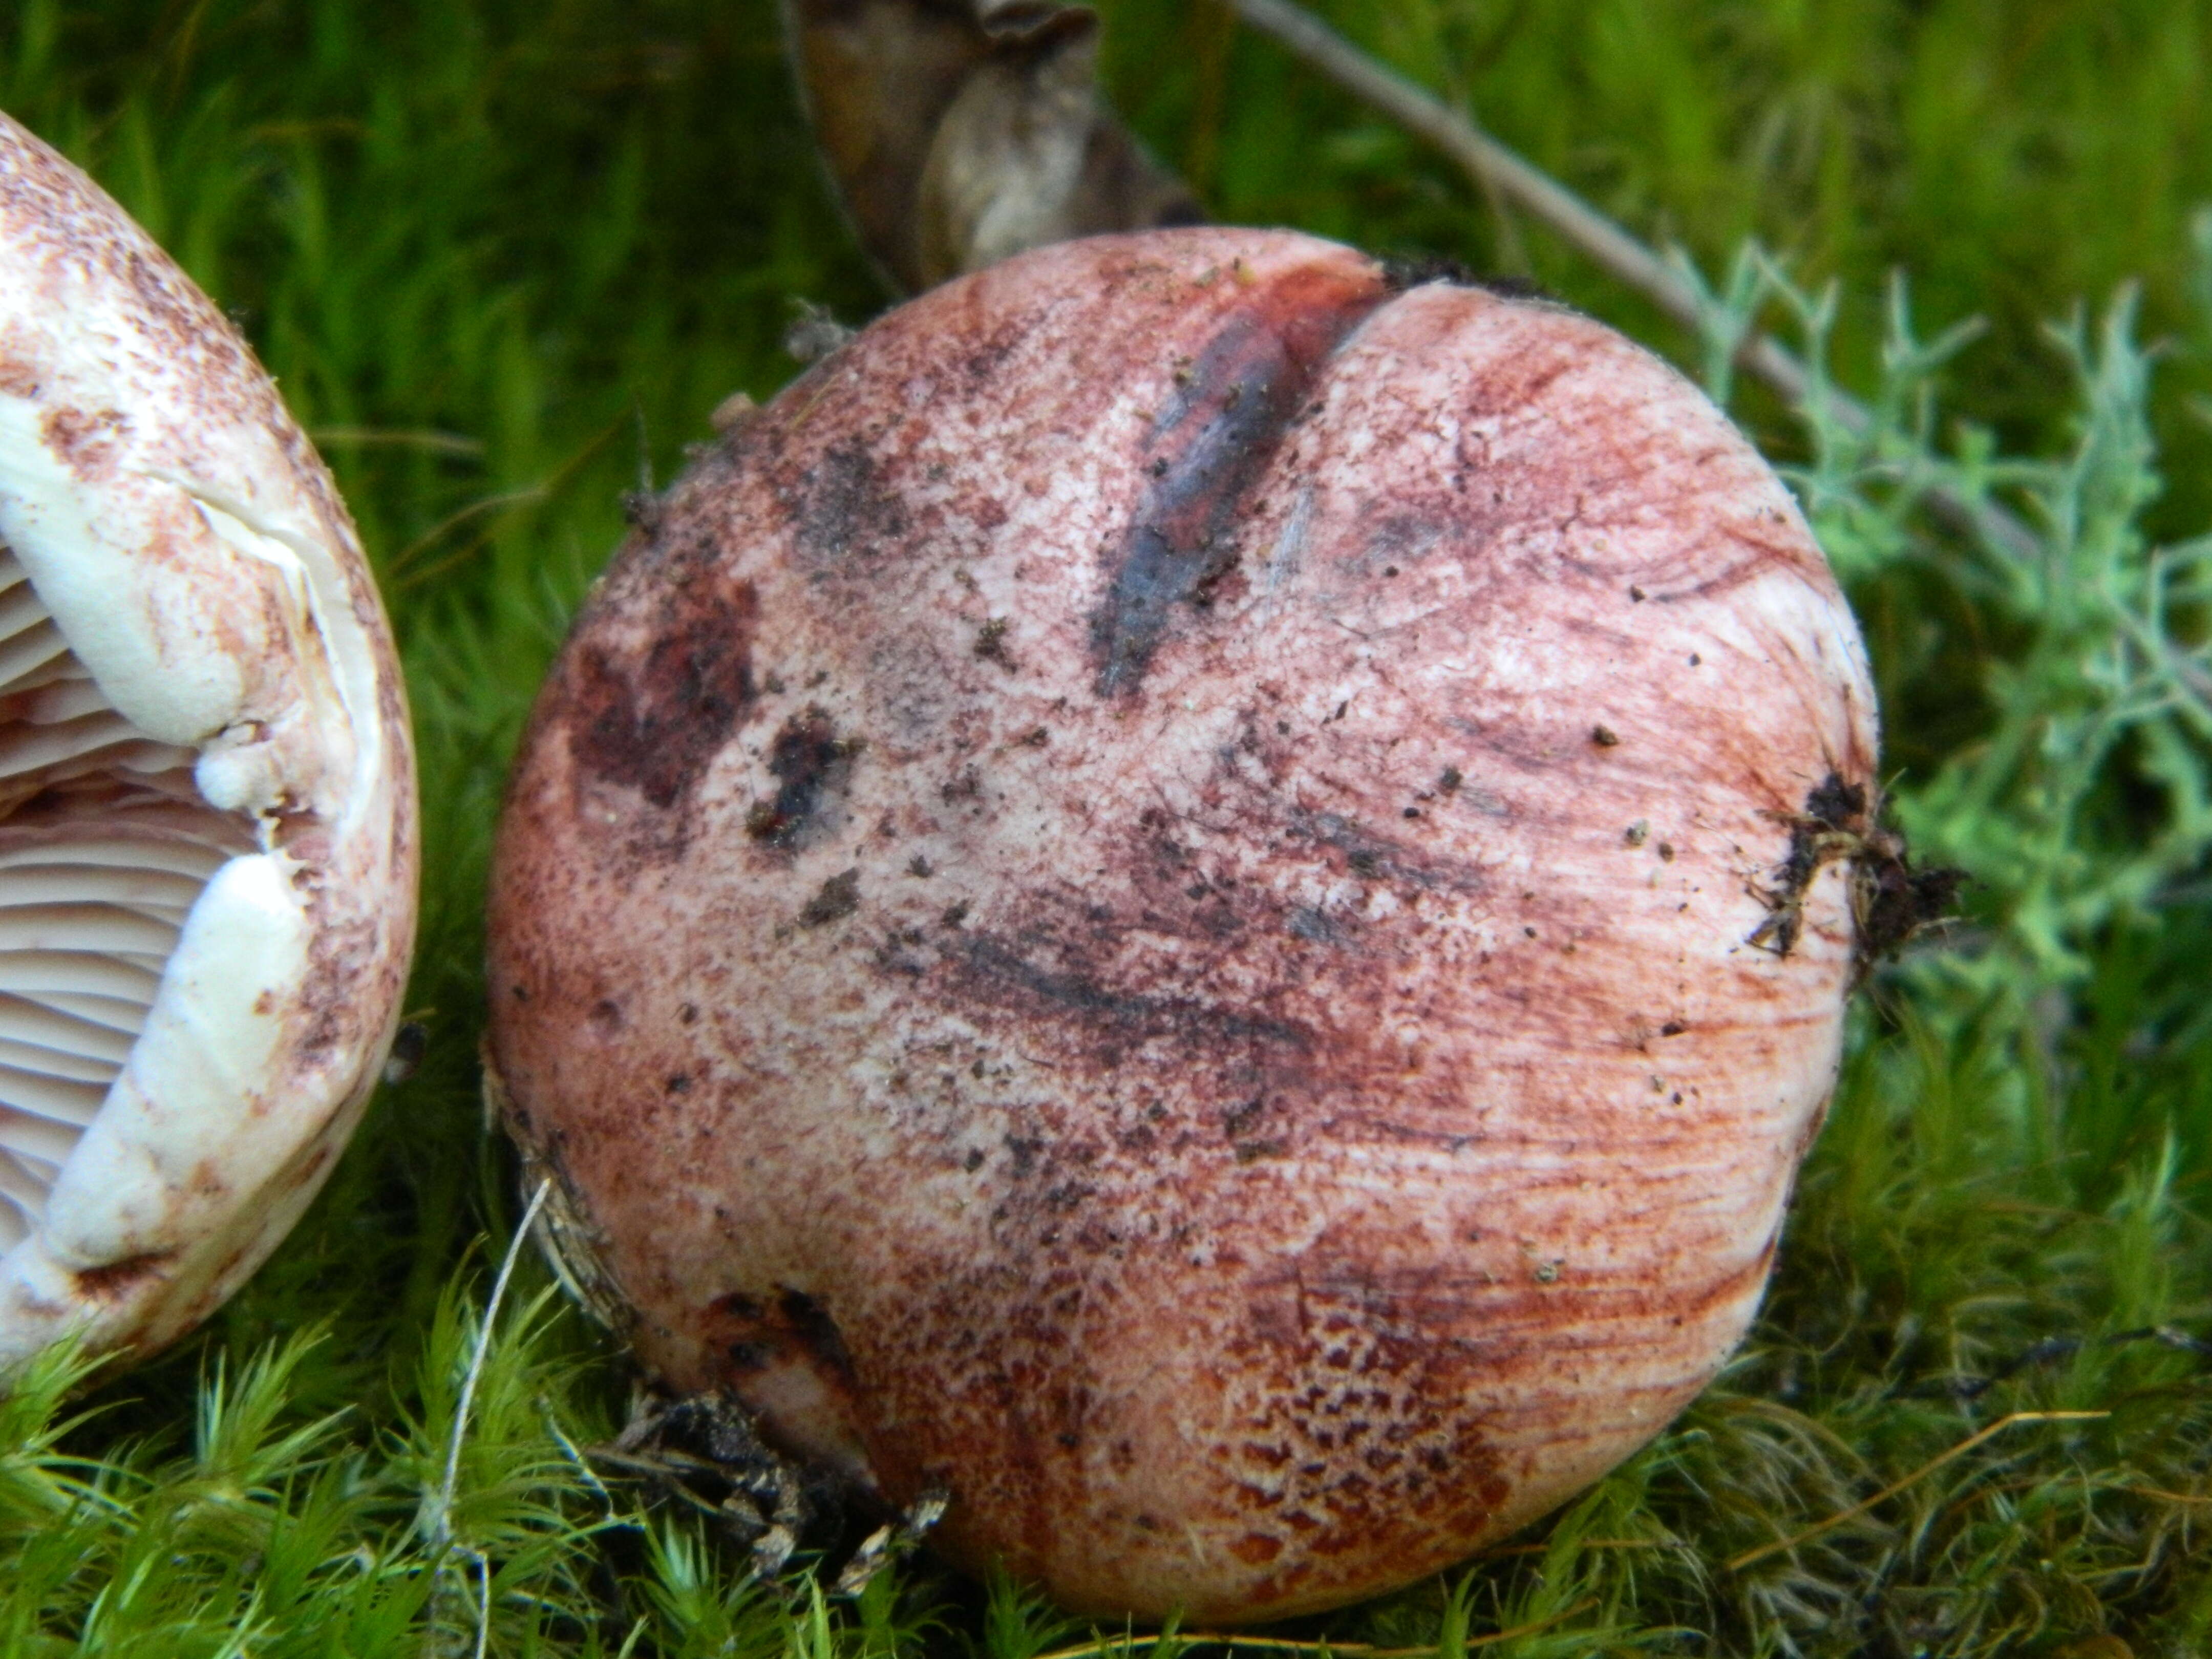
0,113 -> 417,1373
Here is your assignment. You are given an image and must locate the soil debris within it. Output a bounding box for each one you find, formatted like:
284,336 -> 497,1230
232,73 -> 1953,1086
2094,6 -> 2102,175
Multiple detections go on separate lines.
974,615 -> 1018,670
1749,772 -> 1964,974
798,868 -> 862,929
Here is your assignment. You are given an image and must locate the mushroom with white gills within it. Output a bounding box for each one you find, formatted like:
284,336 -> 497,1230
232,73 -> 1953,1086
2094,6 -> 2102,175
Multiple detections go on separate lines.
0,112 -> 417,1375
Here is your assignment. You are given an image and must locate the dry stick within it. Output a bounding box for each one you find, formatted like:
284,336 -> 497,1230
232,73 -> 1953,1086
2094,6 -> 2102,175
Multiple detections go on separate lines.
1725,1410 -> 2110,1573
386,485 -> 550,581
431,1177 -> 556,1553
1224,0 -> 2035,560
309,426 -> 487,457
473,1552 -> 494,1659
1229,0 -> 1758,374
1477,1536 -> 1690,1560
419,1179 -> 555,1659
391,411 -> 632,592
1028,1599 -> 1599,1659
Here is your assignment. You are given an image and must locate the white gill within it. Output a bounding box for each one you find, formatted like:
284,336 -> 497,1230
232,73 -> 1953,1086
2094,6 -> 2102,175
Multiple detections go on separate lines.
0,547 -> 245,1254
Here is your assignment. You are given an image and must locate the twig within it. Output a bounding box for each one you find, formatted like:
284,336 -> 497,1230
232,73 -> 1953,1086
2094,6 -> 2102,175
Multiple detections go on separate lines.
310,426 -> 486,457
1915,1322 -> 2212,1401
1725,1410 -> 2109,1571
2126,1486 -> 2212,1505
386,485 -> 549,582
389,410 -> 632,592
542,1399 -> 616,1516
474,1551 -> 494,1659
1477,1535 -> 1691,1560
1226,0 -> 1727,362
1223,0 -> 2034,559
1028,1599 -> 1599,1659
431,1178 -> 555,1555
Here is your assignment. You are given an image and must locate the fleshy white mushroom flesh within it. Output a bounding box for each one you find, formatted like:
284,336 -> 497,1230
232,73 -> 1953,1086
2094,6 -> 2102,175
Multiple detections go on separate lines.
0,112 -> 417,1373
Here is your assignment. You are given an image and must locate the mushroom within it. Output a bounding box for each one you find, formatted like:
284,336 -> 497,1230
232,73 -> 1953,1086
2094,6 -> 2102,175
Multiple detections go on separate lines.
0,114 -> 417,1373
487,228 -> 1876,1621
783,0 -> 1201,294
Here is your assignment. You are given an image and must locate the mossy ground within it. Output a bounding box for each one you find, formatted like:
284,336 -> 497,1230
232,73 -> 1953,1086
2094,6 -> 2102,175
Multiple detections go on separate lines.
4,2 -> 2211,1654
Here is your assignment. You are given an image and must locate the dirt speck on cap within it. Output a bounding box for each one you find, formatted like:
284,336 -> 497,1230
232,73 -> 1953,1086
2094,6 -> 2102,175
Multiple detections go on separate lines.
798,867 -> 862,929
568,581 -> 761,811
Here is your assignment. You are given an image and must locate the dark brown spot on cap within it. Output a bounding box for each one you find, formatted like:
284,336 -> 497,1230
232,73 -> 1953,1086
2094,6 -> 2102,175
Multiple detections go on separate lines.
73,1250 -> 172,1302
40,405 -> 128,479
1092,261 -> 1391,696
570,581 -> 760,809
974,616 -> 1017,670
798,867 -> 861,928
747,705 -> 860,849
793,440 -> 909,567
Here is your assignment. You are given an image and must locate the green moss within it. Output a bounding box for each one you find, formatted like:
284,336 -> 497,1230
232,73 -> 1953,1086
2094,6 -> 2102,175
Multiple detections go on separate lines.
3,2 -> 2210,1653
